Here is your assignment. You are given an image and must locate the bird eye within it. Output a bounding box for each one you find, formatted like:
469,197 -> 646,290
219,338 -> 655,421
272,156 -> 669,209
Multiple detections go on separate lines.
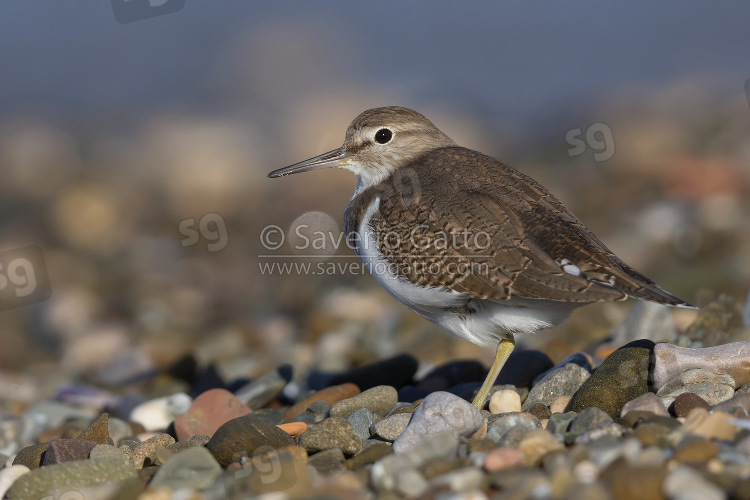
374,128 -> 392,144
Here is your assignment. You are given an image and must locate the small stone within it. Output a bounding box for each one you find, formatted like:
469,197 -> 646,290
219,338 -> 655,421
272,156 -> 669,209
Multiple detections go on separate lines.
308,447 -> 346,475
527,402 -> 552,421
293,400 -> 330,424
489,390 -> 521,414
683,293 -> 743,346
149,445 -> 221,490
600,457 -> 667,500
569,407 -> 613,434
566,339 -> 654,419
392,391 -> 482,454
483,447 -> 524,472
683,408 -> 737,440
174,388 -> 252,441
299,417 -> 362,456
371,413 -> 411,441
550,396 -> 571,414
671,392 -> 711,417
346,442 -> 393,470
330,385 -> 398,420
234,364 -> 292,409
632,422 -> 672,447
89,444 -> 128,462
129,393 -> 193,432
12,443 -> 49,469
41,439 -> 97,465
395,469 -> 429,497
76,413 -> 110,445
545,412 -> 577,437
283,383 -> 360,422
523,363 -> 590,410
347,408 -> 374,442
276,422 -> 307,438
207,415 -> 295,467
6,459 -> 138,500
495,350 -> 554,389
0,465 -> 30,499
430,466 -> 484,491
250,408 -> 285,426
165,434 -> 210,454
517,429 -> 564,466
620,392 -> 669,418
652,340 -> 750,390
128,433 -> 175,469
487,413 -> 538,443
672,438 -> 718,464
711,393 -> 750,416
656,368 -> 735,407
663,465 -> 724,500
326,354 -> 418,391
532,352 -> 593,386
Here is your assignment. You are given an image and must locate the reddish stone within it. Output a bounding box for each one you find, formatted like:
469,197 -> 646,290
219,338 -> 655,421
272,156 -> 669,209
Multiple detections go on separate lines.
41,439 -> 96,465
671,392 -> 710,418
174,388 -> 252,441
283,383 -> 360,422
483,447 -> 524,472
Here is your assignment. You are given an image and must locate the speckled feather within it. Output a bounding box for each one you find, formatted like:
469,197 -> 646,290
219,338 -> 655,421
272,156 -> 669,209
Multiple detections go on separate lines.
345,146 -> 688,306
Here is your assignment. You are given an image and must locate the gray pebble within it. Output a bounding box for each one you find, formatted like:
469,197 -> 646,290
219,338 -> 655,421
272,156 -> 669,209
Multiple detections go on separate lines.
330,385 -> 398,420
371,413 -> 412,441
522,363 -> 590,410
392,392 -> 482,454
656,368 -> 735,407
487,414 -> 538,443
347,408 -> 375,441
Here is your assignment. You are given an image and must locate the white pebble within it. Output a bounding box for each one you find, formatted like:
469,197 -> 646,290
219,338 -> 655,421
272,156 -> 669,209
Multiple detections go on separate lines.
489,390 -> 521,414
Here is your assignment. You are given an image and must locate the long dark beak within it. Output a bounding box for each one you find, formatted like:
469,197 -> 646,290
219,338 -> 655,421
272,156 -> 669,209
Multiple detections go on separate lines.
268,147 -> 350,178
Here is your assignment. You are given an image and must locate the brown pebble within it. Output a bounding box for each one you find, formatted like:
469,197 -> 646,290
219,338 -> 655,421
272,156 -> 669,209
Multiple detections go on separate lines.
77,413 -> 111,445
527,402 -> 552,421
672,439 -> 719,464
600,457 -> 667,500
41,439 -> 97,465
684,408 -> 737,440
283,383 -> 360,422
12,443 -> 50,469
128,434 -> 176,469
671,393 -> 710,418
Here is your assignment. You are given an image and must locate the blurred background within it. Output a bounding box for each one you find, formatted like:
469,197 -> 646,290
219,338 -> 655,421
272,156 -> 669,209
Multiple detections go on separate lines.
0,1 -> 748,408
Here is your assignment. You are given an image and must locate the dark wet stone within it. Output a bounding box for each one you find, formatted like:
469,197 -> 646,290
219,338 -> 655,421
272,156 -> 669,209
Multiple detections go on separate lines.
299,417 -> 362,456
6,459 -> 138,500
207,415 -> 294,467
566,339 -> 654,419
495,350 -> 554,389
397,386 -> 431,403
12,443 -> 49,469
76,413 -> 111,445
308,447 -> 346,475
671,392 -> 710,417
41,439 -> 97,465
250,408 -> 285,426
325,354 -> 419,391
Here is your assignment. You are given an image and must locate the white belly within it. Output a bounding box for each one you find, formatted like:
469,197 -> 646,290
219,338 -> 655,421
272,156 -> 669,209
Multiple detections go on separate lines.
354,197 -> 579,346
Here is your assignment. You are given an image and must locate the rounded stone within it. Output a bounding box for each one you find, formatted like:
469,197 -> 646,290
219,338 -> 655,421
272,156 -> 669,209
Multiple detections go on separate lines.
527,402 -> 552,421
371,413 -> 411,441
672,439 -> 718,464
283,383 -> 360,422
149,446 -> 222,490
522,363 -> 590,410
620,392 -> 669,418
329,385 -> 398,420
483,447 -> 524,472
298,417 -> 362,457
566,339 -> 654,419
489,390 -> 521,414
671,392 -> 710,418
174,388 -> 252,441
207,415 -> 295,467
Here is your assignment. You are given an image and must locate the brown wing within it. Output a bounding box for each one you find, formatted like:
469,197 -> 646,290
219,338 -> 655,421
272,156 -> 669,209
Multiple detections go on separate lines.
362,146 -> 690,306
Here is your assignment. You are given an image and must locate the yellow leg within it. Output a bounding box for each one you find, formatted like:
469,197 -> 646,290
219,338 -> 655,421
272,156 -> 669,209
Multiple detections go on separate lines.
471,336 -> 516,410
